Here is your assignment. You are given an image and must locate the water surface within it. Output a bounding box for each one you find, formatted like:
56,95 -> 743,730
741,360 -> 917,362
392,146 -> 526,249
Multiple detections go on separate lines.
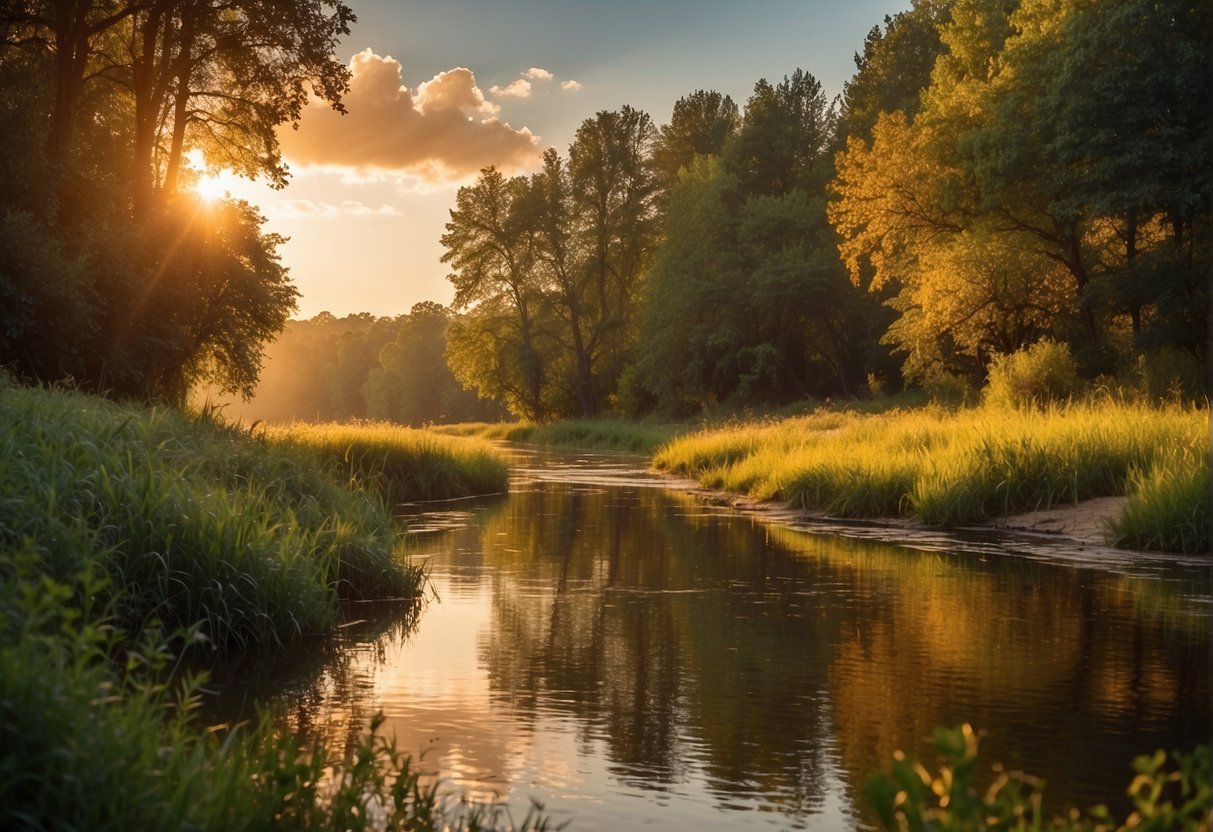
214,448 -> 1211,830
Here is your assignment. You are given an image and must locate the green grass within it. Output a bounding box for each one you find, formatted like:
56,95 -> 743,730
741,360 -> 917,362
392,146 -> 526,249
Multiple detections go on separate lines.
0,380 -> 422,646
653,401 -> 1208,553
0,379 -> 554,830
0,548 -> 557,831
265,421 -> 510,504
431,418 -> 682,454
1108,445 -> 1210,553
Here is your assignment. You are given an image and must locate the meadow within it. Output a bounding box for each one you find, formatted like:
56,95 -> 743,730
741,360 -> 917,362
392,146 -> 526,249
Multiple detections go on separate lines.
430,418 -> 681,454
653,399 -> 1209,554
265,420 -> 510,505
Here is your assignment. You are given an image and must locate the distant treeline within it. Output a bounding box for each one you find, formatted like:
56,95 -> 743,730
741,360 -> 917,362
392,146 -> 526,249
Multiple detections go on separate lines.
203,306 -> 507,425
1,0 -> 1206,421
441,0 -> 1209,420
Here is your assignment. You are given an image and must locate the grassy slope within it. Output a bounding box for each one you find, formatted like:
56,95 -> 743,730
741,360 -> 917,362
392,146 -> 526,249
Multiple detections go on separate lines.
653,401 -> 1208,553
0,381 -> 549,829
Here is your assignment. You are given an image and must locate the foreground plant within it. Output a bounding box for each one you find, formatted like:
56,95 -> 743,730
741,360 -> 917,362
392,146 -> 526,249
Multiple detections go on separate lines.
868,724 -> 1210,832
0,555 -> 559,831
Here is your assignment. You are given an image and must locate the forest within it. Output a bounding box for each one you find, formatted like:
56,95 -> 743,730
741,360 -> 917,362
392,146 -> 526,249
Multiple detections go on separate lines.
0,0 -> 1209,420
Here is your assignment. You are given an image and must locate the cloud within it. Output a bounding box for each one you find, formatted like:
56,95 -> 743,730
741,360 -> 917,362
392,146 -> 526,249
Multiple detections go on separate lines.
490,66 -> 580,99
279,49 -> 541,185
489,79 -> 532,99
269,198 -> 404,218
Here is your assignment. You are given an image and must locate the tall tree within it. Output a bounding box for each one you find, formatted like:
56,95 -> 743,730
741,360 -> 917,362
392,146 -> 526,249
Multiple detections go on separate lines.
839,0 -> 952,142
650,89 -> 739,198
561,106 -> 659,414
442,166 -> 549,421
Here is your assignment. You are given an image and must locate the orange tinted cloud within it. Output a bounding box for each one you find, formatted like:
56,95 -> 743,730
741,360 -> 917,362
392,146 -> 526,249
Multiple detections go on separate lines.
280,49 -> 541,184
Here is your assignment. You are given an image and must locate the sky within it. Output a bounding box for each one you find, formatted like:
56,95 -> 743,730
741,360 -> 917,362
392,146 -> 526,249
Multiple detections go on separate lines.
207,0 -> 911,320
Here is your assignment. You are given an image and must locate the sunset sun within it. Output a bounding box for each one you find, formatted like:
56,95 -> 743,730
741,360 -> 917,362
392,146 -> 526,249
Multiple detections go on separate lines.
194,173 -> 227,201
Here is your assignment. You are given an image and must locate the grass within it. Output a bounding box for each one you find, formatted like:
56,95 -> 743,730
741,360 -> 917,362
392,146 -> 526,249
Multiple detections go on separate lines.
0,380 -> 423,646
0,378 -> 554,830
431,418 -> 682,454
265,421 -> 510,505
0,548 -> 558,831
653,400 -> 1208,553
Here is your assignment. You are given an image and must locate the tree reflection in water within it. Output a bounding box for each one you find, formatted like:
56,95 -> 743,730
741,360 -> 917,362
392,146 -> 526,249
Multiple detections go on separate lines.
207,453 -> 1211,831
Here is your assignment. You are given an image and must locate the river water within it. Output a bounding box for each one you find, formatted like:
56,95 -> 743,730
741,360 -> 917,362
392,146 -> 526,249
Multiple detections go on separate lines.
213,447 -> 1211,830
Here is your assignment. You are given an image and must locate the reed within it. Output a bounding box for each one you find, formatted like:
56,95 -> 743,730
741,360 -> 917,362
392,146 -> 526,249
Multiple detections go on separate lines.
654,401 -> 1206,552
264,421 -> 510,505
1108,446 -> 1210,553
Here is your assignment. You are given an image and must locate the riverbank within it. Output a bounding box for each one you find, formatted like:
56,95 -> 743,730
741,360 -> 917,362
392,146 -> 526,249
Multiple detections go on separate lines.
0,381 -> 539,829
653,401 -> 1208,555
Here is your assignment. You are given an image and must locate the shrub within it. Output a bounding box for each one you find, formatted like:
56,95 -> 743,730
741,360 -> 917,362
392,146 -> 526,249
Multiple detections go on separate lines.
984,340 -> 1080,409
868,724 -> 1210,832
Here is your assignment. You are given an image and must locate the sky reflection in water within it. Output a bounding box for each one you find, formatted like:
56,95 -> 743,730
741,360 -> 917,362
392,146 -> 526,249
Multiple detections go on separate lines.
214,449 -> 1211,831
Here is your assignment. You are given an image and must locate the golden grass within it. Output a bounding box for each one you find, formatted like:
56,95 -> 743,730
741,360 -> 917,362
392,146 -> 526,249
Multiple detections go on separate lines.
265,421 -> 510,504
654,401 -> 1207,552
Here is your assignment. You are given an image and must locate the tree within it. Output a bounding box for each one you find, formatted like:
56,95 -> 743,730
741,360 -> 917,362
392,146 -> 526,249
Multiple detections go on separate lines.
0,0 -> 351,401
559,106 -> 659,415
650,89 -> 739,198
637,71 -> 877,410
839,0 -> 952,143
442,167 -> 549,421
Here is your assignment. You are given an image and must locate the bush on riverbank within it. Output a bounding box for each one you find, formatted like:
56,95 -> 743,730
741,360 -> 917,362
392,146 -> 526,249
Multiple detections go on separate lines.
653,400 -> 1208,553
266,421 -> 510,505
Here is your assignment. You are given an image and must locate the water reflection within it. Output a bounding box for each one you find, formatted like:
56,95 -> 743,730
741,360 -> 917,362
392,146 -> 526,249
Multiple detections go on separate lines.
213,450 -> 1211,830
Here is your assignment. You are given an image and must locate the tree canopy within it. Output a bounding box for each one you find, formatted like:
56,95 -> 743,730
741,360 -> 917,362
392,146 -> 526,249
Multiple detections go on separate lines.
0,0 -> 353,401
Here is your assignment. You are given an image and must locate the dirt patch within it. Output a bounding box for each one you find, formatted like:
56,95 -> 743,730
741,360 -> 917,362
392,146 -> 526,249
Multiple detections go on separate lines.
982,496 -> 1129,547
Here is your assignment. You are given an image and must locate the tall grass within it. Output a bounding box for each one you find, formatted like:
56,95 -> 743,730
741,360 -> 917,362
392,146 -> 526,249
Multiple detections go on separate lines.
0,380 -> 422,646
430,418 -> 682,454
265,421 -> 509,504
654,401 -> 1208,553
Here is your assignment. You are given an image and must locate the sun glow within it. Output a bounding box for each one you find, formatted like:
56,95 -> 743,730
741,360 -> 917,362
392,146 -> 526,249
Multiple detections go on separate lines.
184,148 -> 236,202
194,173 -> 228,201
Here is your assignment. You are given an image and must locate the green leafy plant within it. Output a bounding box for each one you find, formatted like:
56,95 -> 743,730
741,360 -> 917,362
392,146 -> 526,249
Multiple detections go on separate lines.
867,724 -> 1210,832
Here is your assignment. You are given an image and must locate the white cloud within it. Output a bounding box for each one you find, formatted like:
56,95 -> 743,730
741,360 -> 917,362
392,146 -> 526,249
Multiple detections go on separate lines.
525,67 -> 554,81
269,198 -> 404,218
489,79 -> 533,99
278,49 -> 541,185
560,79 -> 583,92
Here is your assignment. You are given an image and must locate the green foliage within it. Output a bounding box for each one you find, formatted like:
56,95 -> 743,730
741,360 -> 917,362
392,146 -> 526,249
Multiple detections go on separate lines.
0,549 -> 556,831
1108,446 -> 1210,554
830,0 -> 1211,390
0,381 -> 421,646
635,71 -> 884,414
443,109 -> 659,420
840,0 -> 951,141
0,0 -> 356,402
867,724 -> 1210,832
983,340 -> 1081,410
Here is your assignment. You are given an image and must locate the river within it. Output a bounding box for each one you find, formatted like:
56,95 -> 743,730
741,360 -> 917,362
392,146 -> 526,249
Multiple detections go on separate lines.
210,447 -> 1211,830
